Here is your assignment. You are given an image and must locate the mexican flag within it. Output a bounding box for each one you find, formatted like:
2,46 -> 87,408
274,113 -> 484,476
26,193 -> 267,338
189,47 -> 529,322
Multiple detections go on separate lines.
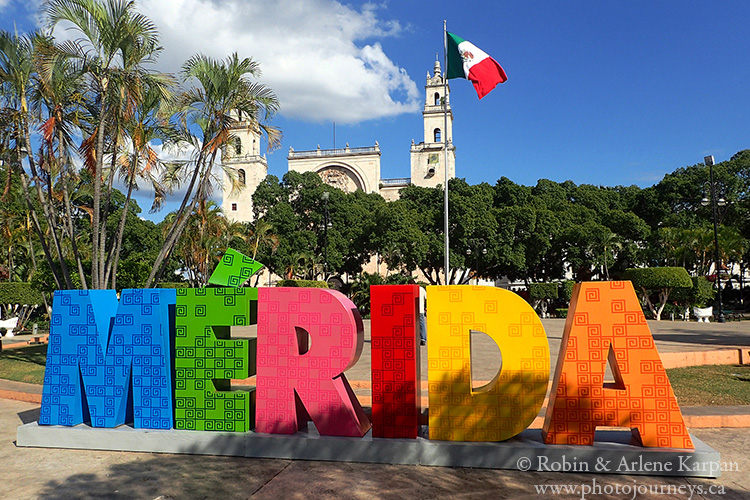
446,32 -> 507,99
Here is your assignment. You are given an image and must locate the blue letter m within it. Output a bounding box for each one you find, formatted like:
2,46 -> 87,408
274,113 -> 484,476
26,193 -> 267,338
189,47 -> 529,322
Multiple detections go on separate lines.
40,289 -> 175,429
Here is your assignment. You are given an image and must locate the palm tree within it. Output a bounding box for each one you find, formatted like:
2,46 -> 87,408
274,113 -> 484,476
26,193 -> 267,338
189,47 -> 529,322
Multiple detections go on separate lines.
247,218 -> 279,261
145,52 -> 280,287
0,29 -> 75,289
691,228 -> 715,276
45,0 -> 164,289
597,231 -> 622,280
717,226 -> 747,284
105,80 -> 177,289
31,33 -> 91,288
283,251 -> 315,280
165,200 -> 235,287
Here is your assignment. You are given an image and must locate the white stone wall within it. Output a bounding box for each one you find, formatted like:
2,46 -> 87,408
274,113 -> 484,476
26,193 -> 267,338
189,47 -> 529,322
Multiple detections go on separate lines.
287,146 -> 381,194
223,159 -> 267,223
222,119 -> 268,223
410,143 -> 456,190
379,185 -> 405,202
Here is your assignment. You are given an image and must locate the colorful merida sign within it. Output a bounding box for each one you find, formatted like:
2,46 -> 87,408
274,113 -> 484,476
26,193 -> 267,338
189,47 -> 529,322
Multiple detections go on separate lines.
38,250 -> 693,451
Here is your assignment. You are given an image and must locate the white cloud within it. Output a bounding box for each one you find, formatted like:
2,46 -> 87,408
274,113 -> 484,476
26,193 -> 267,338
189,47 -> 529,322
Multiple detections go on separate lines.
136,0 -> 419,123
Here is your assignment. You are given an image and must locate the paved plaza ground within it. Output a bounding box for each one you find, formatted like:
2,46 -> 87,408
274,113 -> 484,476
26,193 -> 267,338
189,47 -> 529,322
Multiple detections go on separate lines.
1,318 -> 749,499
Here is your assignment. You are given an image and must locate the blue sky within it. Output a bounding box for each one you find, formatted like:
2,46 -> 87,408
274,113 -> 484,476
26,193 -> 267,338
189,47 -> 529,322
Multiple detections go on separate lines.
3,0 -> 749,219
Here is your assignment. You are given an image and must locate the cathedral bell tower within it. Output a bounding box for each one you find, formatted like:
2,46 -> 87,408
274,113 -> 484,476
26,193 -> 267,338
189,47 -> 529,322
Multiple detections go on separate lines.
221,112 -> 268,222
410,57 -> 456,188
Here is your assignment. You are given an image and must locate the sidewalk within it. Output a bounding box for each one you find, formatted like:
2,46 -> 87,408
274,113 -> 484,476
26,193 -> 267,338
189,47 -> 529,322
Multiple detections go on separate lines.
3,398 -> 750,499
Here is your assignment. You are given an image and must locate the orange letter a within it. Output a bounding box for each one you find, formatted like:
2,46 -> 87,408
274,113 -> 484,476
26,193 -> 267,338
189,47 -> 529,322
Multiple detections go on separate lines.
542,281 -> 693,449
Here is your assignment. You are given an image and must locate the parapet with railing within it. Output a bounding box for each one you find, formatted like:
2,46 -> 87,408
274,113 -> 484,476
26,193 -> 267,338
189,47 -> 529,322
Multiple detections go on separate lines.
380,178 -> 411,187
223,154 -> 267,165
288,143 -> 381,159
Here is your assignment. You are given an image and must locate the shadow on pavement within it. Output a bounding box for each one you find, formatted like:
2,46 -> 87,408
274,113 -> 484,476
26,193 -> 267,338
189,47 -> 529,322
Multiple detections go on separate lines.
17,407 -> 40,424
32,447 -> 750,500
36,453 -> 290,500
651,331 -> 750,348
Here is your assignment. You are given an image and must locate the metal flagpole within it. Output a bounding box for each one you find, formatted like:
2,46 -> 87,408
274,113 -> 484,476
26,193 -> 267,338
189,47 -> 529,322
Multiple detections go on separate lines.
443,20 -> 450,285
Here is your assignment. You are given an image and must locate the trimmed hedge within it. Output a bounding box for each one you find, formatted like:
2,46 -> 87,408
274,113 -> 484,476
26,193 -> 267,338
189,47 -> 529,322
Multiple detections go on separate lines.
671,276 -> 715,307
0,282 -> 43,305
623,267 -> 692,289
560,281 -> 575,302
529,283 -> 558,300
555,308 -> 569,318
157,282 -> 189,289
276,280 -> 329,288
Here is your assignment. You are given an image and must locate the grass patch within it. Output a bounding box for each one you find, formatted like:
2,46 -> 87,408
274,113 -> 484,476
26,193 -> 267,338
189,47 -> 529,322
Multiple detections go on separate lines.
667,364 -> 750,406
1,346 -> 750,408
0,344 -> 47,385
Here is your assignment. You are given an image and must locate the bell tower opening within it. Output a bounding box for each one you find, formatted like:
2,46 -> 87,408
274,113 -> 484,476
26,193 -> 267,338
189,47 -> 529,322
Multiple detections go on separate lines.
410,56 -> 456,189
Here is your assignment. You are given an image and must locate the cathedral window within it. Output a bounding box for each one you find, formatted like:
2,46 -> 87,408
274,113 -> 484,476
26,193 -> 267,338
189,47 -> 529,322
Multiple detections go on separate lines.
238,169 -> 246,186
231,203 -> 237,211
434,92 -> 440,106
234,137 -> 242,155
434,128 -> 442,143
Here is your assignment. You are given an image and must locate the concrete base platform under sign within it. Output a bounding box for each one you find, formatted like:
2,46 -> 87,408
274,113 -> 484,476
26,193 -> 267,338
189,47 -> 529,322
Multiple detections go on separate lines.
16,423 -> 721,478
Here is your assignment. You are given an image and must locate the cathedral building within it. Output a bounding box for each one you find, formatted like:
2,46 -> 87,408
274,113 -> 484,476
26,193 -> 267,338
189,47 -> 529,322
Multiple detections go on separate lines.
223,59 -> 456,221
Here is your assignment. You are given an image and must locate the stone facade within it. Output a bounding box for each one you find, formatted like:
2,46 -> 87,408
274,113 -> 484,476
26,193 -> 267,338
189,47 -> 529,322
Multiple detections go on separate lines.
222,59 -> 456,222
222,116 -> 268,222
287,144 -> 381,194
410,60 -> 455,189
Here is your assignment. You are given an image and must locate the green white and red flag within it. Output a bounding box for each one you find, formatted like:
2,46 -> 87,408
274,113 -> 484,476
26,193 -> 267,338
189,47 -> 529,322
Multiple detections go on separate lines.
446,31 -> 507,99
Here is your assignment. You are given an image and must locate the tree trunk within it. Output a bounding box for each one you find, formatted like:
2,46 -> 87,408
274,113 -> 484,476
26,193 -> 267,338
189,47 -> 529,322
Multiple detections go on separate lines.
13,121 -> 63,288
640,286 -> 658,320
22,120 -> 73,288
145,150 -> 208,287
99,131 -> 120,287
17,172 -> 61,289
25,214 -> 37,273
58,126 -> 88,289
92,91 -> 109,289
106,150 -> 139,289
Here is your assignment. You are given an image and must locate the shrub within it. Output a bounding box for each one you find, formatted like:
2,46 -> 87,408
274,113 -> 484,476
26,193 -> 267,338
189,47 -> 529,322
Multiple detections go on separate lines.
624,267 -> 692,321
0,282 -> 43,305
661,303 -> 683,320
555,308 -> 568,318
671,276 -> 715,308
528,283 -> 558,300
276,280 -> 329,288
624,267 -> 692,290
157,282 -> 189,289
560,281 -> 575,302
348,272 -> 386,317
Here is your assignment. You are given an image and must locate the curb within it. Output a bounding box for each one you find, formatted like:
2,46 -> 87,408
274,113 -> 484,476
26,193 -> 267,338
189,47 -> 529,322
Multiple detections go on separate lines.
0,389 -> 42,405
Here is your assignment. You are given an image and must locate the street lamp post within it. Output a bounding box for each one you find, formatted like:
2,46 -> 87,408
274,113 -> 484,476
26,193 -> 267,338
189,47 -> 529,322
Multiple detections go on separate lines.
466,238 -> 487,285
701,155 -> 727,323
321,192 -> 333,279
